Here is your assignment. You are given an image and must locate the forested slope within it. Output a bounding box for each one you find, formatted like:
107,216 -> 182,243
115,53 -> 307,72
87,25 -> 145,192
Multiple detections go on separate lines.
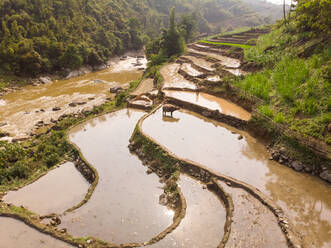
0,0 -> 283,76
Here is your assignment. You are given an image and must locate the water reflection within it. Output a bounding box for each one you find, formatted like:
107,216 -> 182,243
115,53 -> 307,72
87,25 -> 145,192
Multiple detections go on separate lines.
60,109 -> 173,244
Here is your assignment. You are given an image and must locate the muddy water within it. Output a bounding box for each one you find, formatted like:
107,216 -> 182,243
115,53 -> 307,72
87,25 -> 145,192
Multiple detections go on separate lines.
149,175 -> 226,248
0,217 -> 73,248
0,55 -> 145,137
59,109 -> 173,244
164,90 -> 251,121
181,63 -> 202,77
142,109 -> 331,248
188,48 -> 241,68
3,162 -> 89,215
218,181 -> 287,247
160,63 -> 197,90
183,56 -> 214,71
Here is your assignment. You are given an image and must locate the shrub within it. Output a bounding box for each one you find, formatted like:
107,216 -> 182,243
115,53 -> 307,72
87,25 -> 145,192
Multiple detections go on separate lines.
274,112 -> 285,123
43,153 -> 60,168
258,105 -> 274,118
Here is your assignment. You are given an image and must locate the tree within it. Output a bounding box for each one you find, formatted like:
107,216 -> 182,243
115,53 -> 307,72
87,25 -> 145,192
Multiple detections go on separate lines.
294,0 -> 331,36
179,13 -> 198,43
59,44 -> 83,69
161,8 -> 185,57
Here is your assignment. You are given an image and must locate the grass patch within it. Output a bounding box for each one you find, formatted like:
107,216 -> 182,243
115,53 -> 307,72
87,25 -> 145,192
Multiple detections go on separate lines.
235,25 -> 331,144
200,40 -> 251,49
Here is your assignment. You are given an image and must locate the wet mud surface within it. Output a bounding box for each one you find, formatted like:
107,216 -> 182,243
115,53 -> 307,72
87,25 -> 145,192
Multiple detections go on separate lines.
187,48 -> 241,68
160,63 -> 197,90
3,162 -> 89,215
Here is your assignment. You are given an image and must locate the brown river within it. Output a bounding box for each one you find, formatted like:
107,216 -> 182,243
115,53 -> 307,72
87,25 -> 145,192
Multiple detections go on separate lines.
0,54 -> 146,137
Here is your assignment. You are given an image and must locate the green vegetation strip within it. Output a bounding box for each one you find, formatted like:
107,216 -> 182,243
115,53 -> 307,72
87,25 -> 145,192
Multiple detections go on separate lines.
200,40 -> 251,49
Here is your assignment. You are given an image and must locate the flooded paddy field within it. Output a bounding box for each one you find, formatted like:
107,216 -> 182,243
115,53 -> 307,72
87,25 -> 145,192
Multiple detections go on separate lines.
142,108 -> 331,248
0,217 -> 73,248
148,175 -> 226,248
164,90 -> 251,121
3,162 -> 89,215
58,109 -> 173,244
160,63 -> 197,90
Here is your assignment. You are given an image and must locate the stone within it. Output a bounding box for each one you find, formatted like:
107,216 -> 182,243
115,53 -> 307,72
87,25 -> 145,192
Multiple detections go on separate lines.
0,122 -> 8,127
69,102 -> 77,107
0,132 -> 9,138
86,239 -> 93,244
320,170 -> 331,183
328,124 -> 331,132
238,135 -> 243,140
202,110 -> 212,117
279,146 -> 286,154
51,216 -> 61,225
52,107 -> 61,111
303,164 -> 312,172
39,77 -> 52,84
109,87 -> 123,94
77,102 -> 87,106
159,193 -> 168,206
206,182 -> 214,189
146,168 -> 153,175
291,161 -> 303,171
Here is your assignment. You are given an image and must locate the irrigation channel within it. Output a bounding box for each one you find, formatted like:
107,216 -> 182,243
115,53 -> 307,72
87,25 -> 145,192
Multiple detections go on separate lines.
0,33 -> 330,248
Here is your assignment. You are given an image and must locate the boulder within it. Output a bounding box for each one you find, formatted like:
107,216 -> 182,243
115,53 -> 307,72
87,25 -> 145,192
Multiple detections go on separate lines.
159,193 -> 168,206
69,102 -> 77,107
52,107 -> 61,111
0,122 -> 8,127
109,87 -> 123,94
77,102 -> 87,106
279,146 -> 286,154
320,170 -> 331,183
291,161 -> 303,171
39,77 -> 52,84
0,132 -> 9,138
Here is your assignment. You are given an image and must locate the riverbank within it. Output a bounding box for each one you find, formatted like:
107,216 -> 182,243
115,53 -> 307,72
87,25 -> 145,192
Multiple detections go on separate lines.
0,50 -> 146,99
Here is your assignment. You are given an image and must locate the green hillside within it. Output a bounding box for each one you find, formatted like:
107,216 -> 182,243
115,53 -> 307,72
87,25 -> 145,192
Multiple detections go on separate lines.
0,0 -> 284,76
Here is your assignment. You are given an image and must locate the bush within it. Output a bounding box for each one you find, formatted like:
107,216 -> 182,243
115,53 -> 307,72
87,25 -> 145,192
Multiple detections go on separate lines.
274,112 -> 285,123
43,153 -> 60,168
258,105 -> 274,118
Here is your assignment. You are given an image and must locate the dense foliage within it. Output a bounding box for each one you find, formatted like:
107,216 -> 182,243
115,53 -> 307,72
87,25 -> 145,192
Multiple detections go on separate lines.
237,4 -> 331,144
0,0 -> 284,76
294,0 -> 331,37
0,130 -> 70,186
0,0 -> 148,76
